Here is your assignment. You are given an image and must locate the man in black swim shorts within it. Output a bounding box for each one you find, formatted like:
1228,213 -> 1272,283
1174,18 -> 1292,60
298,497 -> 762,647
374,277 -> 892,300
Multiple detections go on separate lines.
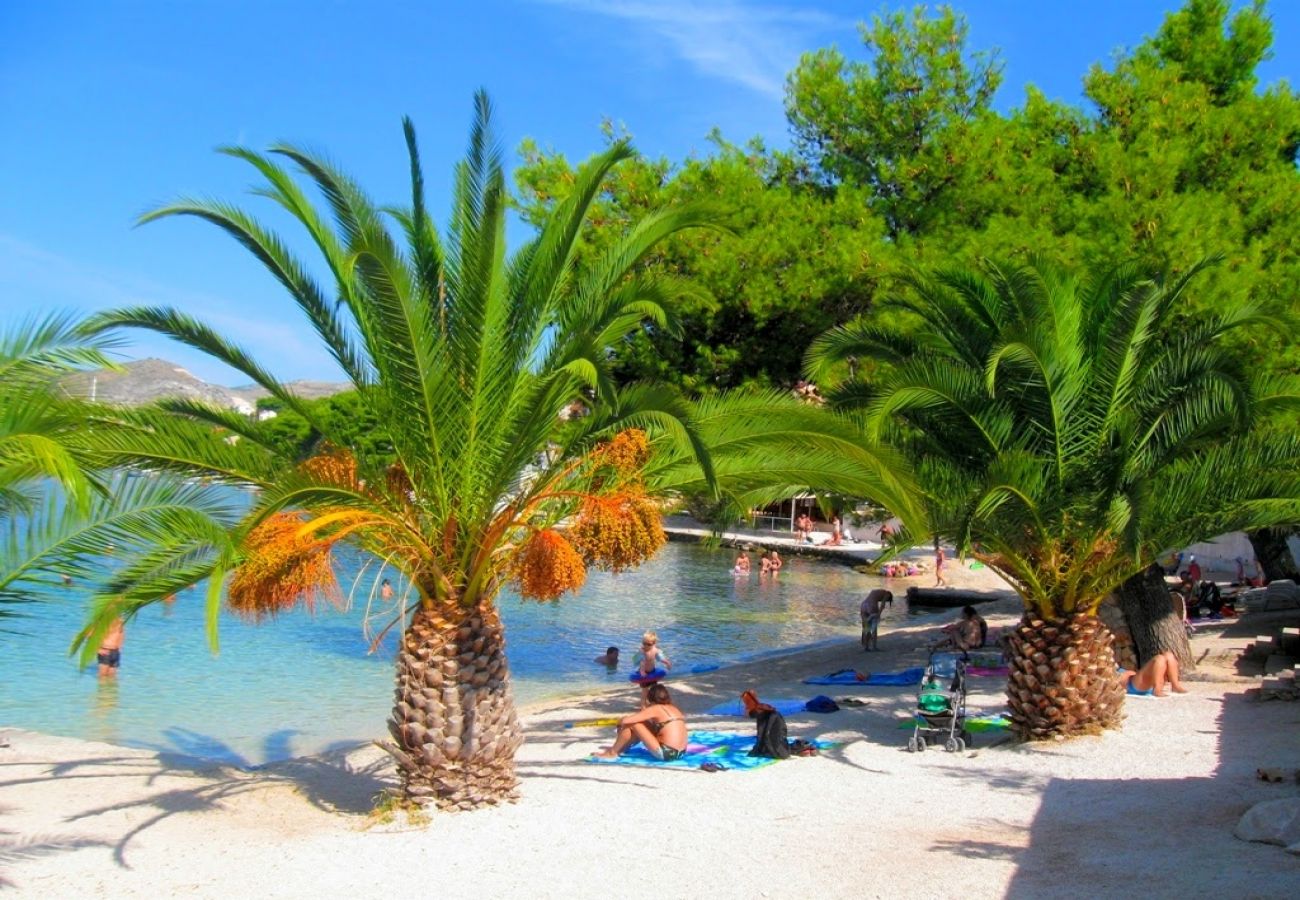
97,617 -> 125,679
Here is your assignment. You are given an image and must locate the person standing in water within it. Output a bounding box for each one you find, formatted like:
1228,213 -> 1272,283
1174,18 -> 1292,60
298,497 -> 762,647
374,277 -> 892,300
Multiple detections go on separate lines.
380,578 -> 394,600
97,617 -> 125,680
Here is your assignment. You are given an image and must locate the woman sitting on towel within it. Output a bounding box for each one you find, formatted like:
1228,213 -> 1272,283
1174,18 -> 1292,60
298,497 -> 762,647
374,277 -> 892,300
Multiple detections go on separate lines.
593,683 -> 689,761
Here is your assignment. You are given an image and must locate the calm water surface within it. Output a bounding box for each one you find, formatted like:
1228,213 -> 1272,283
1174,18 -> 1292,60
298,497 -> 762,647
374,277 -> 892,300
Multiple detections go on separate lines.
0,542 -> 915,765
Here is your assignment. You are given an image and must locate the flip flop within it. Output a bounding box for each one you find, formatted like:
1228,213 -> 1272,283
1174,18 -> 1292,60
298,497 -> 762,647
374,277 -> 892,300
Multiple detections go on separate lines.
699,762 -> 727,772
837,697 -> 868,707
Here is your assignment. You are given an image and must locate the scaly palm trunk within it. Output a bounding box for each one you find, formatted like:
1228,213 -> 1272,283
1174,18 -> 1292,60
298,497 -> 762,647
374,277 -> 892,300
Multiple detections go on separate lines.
1005,613 -> 1125,739
384,603 -> 523,810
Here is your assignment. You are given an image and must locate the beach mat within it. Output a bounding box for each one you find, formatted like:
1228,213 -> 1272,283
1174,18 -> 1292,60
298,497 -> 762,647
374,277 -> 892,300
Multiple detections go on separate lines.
896,713 -> 1011,732
705,697 -> 811,717
584,730 -> 832,771
804,667 -> 925,686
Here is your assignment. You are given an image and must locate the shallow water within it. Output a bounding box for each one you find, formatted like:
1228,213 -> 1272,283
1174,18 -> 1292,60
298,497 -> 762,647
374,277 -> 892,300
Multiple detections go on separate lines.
0,542 -> 915,765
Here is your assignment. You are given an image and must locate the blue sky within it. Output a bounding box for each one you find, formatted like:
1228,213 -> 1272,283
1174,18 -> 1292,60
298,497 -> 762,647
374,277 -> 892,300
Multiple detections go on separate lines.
3,0 -> 1297,384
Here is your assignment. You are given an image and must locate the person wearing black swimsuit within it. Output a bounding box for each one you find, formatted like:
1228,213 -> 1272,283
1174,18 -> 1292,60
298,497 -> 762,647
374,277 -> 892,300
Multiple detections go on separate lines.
592,683 -> 689,760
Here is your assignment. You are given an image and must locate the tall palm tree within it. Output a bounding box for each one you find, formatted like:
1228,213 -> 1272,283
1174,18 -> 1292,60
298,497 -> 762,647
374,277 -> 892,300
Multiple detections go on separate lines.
808,257 -> 1300,739
82,94 -> 922,809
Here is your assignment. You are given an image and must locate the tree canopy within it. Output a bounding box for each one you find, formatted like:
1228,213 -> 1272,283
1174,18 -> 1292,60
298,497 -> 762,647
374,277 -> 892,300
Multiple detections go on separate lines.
513,0 -> 1300,393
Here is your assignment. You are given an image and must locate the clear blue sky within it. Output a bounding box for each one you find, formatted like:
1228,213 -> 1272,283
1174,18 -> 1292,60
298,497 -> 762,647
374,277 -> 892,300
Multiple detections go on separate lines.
3,1 -> 1297,384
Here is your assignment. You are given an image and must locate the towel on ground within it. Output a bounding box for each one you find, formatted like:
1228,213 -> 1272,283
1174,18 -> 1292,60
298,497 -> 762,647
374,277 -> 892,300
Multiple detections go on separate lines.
706,697 -> 810,716
584,730 -> 833,771
803,667 -> 925,686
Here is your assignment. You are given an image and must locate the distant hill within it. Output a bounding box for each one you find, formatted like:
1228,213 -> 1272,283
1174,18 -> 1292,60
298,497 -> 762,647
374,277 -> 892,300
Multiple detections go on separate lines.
62,359 -> 349,412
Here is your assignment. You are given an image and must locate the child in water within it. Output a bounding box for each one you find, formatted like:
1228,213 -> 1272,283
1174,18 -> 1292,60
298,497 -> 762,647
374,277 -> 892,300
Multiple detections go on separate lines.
633,630 -> 672,705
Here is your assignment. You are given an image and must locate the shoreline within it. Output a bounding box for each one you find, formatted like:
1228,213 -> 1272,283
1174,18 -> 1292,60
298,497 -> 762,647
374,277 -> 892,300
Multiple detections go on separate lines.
4,592 -> 1297,897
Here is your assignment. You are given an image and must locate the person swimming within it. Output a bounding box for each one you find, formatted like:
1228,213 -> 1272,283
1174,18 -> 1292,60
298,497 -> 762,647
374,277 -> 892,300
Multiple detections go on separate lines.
594,646 -> 620,667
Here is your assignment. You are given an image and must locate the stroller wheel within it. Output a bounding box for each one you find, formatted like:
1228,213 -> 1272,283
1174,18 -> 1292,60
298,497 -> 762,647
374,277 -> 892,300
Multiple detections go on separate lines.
907,736 -> 918,753
956,738 -> 966,752
916,737 -> 927,752
961,730 -> 974,747
944,737 -> 960,753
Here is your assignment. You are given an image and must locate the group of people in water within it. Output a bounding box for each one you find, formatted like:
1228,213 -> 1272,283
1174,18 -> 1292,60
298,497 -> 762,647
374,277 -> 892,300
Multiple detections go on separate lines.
732,549 -> 783,577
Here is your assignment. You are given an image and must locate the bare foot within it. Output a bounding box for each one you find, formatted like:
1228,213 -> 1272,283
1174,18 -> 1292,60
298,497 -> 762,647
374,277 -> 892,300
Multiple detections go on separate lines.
1153,690 -> 1168,697
1171,685 -> 1189,693
592,749 -> 619,759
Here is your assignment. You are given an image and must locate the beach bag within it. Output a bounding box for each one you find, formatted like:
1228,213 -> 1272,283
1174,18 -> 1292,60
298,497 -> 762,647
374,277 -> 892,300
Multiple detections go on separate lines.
748,709 -> 791,759
804,694 -> 840,713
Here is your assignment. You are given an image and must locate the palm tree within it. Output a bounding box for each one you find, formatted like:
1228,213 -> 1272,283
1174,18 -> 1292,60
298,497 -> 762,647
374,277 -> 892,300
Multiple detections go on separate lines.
82,94 -> 922,809
808,257 -> 1300,739
0,313 -> 122,617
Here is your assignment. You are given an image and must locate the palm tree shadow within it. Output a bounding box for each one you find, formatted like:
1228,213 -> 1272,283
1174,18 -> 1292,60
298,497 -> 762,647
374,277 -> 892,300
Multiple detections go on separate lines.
4,735 -> 396,874
0,831 -> 113,888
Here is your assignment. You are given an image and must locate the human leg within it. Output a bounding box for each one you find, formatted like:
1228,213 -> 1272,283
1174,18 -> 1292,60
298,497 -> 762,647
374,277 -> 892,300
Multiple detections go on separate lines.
594,722 -> 660,758
1158,651 -> 1188,694
867,615 -> 881,650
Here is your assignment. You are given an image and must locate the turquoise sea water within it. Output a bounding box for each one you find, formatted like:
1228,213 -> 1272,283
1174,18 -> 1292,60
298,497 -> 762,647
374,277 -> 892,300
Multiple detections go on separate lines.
0,542 -> 889,765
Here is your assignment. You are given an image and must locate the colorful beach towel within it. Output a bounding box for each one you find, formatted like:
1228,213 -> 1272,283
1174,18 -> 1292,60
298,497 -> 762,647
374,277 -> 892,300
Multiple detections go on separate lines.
584,730 -> 833,771
803,667 -> 925,686
706,697 -> 810,717
896,713 -> 1011,732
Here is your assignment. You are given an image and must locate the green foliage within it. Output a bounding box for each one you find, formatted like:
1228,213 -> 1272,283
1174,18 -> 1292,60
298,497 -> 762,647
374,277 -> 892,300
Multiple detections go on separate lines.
785,4 -> 1003,238
513,0 -> 1300,391
516,135 -> 886,392
809,256 -> 1300,617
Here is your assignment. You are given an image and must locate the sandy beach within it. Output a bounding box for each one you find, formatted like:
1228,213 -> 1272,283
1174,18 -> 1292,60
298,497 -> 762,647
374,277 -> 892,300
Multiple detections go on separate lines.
4,561 -> 1298,898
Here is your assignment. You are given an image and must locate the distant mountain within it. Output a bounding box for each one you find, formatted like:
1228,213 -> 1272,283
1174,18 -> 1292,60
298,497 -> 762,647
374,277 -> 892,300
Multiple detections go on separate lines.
62,358 -> 349,412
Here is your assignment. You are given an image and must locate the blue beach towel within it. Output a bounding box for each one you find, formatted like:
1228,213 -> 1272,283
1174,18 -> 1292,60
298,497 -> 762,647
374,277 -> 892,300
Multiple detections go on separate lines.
706,697 -> 810,717
803,667 -> 925,686
584,730 -> 833,771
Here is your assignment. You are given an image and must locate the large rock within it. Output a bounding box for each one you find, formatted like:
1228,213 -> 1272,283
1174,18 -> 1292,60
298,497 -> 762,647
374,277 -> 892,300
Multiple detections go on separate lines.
1234,797 -> 1300,846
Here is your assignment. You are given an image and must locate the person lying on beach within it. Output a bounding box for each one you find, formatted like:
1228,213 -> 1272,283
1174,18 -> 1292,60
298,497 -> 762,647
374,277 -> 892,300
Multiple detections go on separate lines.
594,646 -> 620,667
1118,651 -> 1189,697
593,683 -> 688,760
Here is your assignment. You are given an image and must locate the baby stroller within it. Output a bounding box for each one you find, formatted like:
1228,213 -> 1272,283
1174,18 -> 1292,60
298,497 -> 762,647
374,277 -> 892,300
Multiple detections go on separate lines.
906,651 -> 973,753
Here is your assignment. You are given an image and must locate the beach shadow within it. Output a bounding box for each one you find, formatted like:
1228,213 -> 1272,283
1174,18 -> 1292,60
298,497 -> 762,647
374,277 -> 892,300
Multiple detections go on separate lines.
0,832 -> 112,888
2,739 -> 394,874
993,687 -> 1300,898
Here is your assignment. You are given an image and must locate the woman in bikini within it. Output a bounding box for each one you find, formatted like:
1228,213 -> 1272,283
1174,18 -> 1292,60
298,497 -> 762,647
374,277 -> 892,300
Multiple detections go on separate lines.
593,683 -> 689,760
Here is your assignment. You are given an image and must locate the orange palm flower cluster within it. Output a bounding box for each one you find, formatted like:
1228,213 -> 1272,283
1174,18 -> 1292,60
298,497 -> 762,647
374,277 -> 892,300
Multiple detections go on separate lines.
593,428 -> 650,476
569,490 -> 665,573
227,511 -> 342,621
299,446 -> 359,487
512,529 -> 587,601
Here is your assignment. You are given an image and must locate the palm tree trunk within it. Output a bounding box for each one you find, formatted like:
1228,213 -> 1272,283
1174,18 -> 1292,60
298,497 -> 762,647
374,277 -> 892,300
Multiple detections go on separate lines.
1005,613 -> 1125,739
1246,527 -> 1300,582
1117,564 -> 1193,670
382,603 -> 523,811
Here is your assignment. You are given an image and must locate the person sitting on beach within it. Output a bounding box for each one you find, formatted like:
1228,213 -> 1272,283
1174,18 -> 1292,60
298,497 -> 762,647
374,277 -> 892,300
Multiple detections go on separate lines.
1118,650 -> 1189,697
936,606 -> 985,651
594,646 -> 620,667
733,552 -> 751,576
593,683 -> 688,760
